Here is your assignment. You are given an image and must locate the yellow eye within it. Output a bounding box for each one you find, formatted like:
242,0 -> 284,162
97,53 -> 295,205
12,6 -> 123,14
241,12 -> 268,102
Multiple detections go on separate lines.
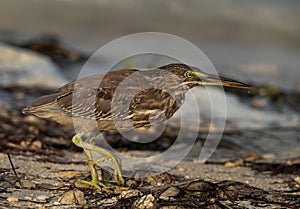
184,71 -> 193,78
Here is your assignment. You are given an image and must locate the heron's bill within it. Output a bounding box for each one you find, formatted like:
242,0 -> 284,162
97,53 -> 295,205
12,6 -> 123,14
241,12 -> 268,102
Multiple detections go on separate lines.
197,73 -> 251,89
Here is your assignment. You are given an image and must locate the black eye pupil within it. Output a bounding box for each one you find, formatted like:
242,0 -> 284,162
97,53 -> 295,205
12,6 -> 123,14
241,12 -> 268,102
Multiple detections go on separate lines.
185,71 -> 192,78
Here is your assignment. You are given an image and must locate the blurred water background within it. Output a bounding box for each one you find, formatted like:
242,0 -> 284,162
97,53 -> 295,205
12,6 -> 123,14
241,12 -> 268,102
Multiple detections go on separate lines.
0,0 -> 299,159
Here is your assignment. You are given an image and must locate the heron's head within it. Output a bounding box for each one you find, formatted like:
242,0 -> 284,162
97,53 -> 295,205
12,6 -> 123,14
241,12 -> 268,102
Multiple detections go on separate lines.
159,63 -> 251,89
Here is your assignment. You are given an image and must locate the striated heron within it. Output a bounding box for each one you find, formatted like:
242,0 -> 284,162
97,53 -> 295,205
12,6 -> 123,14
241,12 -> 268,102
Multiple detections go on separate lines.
23,63 -> 250,190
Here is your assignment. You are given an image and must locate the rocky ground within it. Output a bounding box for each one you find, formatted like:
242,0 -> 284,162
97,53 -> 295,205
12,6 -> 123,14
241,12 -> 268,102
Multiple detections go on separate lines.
0,37 -> 299,208
0,104 -> 299,208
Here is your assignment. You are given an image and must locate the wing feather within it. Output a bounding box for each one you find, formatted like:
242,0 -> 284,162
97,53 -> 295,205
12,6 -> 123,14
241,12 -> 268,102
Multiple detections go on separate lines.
55,69 -> 138,119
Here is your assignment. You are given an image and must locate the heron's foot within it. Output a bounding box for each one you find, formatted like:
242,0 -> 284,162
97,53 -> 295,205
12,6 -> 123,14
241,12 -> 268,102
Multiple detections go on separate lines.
72,133 -> 125,186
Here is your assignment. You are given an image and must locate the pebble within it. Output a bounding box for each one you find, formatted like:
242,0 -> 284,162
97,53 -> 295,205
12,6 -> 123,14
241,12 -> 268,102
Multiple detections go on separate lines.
120,189 -> 143,199
36,195 -> 48,201
98,197 -> 118,206
58,189 -> 86,205
262,153 -> 276,159
7,197 -> 19,202
24,196 -> 32,200
22,180 -> 36,189
224,162 -> 236,167
57,170 -> 82,178
133,194 -> 157,209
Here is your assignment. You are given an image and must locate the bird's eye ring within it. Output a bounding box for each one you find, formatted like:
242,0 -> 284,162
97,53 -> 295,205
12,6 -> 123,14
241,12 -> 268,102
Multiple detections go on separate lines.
184,71 -> 193,78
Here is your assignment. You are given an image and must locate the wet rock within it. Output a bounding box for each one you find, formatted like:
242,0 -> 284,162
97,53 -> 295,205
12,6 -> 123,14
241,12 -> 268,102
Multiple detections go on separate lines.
0,42 -> 68,88
18,35 -> 87,65
159,186 -> 180,200
133,194 -> 157,209
179,180 -> 214,192
58,189 -> 86,205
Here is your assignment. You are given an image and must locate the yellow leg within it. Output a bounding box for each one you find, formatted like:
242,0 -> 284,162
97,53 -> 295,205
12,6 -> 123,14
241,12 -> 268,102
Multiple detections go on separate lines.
72,133 -> 126,190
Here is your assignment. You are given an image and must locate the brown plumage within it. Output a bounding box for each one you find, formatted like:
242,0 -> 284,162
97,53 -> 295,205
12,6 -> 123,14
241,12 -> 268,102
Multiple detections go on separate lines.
23,63 -> 250,133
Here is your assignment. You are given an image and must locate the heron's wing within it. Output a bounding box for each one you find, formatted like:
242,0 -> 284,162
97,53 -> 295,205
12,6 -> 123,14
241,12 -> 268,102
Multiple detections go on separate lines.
56,69 -> 139,119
